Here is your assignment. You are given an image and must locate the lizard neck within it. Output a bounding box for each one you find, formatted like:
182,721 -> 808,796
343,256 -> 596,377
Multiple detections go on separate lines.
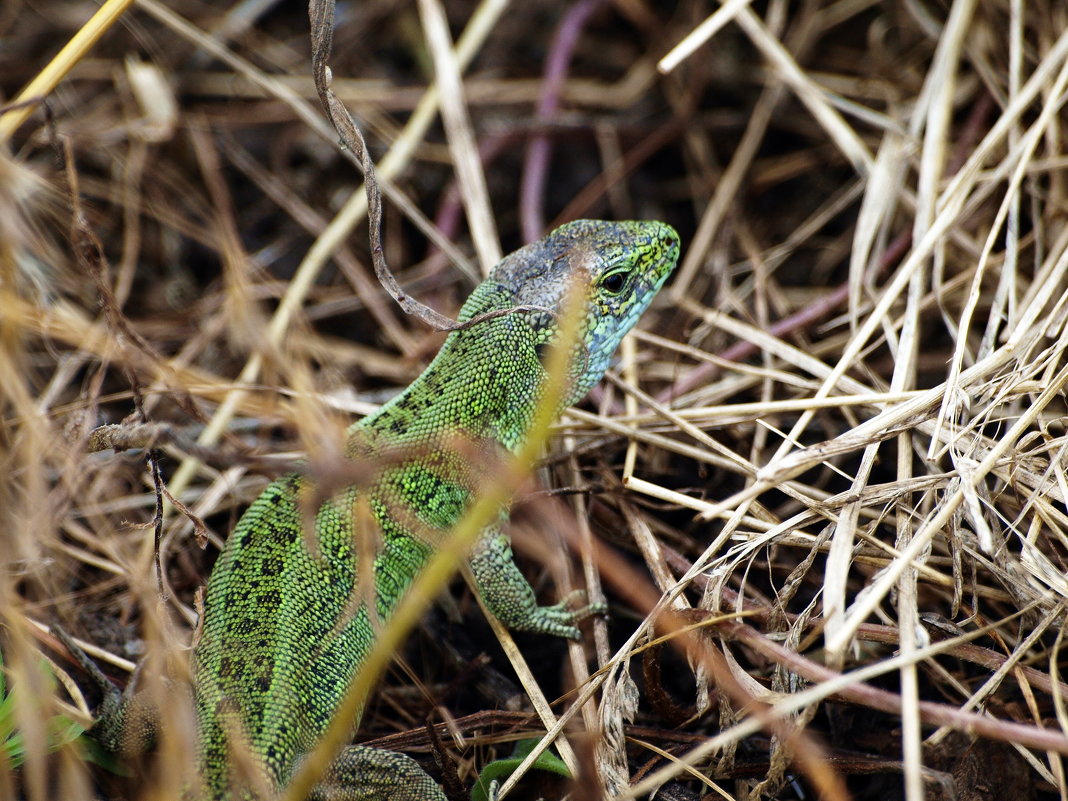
355,316 -> 551,454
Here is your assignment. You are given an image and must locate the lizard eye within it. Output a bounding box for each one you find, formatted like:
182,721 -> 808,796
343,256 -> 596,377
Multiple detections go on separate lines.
601,272 -> 627,294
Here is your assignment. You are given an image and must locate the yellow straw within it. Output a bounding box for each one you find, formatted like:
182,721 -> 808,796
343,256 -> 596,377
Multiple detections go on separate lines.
0,0 -> 136,142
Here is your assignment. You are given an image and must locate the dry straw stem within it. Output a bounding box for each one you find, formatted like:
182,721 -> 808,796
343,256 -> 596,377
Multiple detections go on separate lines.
8,1 -> 1068,800
0,0 -> 136,141
634,3 -> 1068,798
415,0 -> 502,272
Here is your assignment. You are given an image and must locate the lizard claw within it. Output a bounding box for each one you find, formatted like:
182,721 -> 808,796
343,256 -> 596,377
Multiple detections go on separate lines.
523,590 -> 606,640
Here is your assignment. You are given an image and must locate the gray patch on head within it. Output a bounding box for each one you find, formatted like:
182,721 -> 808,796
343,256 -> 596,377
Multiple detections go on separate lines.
488,235 -> 589,310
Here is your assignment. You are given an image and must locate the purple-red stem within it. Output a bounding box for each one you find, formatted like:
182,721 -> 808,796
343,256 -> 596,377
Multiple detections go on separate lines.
519,0 -> 606,243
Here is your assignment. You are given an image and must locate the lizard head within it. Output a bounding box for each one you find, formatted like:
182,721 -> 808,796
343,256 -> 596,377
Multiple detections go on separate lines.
464,219 -> 679,406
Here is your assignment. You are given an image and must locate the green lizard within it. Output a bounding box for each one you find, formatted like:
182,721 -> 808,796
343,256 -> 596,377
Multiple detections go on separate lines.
77,219 -> 678,800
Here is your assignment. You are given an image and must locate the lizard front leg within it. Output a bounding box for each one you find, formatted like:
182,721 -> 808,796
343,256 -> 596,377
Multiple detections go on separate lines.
469,528 -> 601,640
51,626 -> 160,758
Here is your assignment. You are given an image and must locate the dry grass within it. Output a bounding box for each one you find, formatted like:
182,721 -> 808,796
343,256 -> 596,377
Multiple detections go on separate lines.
3,0 -> 1068,799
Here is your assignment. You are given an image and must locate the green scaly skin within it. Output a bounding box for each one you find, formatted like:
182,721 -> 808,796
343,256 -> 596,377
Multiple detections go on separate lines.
96,219 -> 679,799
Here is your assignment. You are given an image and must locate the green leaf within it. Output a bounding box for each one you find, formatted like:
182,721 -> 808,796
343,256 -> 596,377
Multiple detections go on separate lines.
470,738 -> 571,801
0,645 -> 87,768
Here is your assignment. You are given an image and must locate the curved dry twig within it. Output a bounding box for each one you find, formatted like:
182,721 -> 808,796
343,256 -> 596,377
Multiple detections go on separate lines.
309,0 -> 558,337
